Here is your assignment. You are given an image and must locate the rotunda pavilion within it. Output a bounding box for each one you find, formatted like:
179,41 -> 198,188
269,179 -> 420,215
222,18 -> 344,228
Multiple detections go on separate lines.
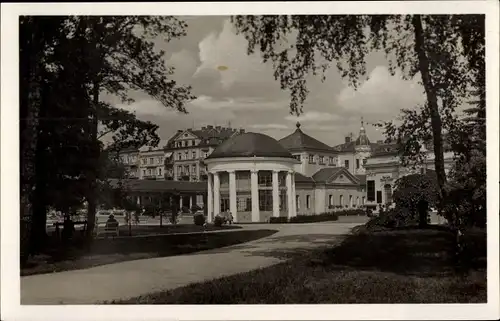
203,132 -> 299,223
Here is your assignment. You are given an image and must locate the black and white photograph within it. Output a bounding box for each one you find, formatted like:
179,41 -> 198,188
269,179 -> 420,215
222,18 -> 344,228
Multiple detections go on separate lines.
1,1 -> 499,320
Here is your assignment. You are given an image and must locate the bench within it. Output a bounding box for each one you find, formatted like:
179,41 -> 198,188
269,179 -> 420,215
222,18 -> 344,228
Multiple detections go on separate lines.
95,221 -> 120,237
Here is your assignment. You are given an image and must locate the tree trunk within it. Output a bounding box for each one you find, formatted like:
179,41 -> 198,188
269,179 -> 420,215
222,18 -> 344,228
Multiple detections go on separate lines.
85,81 -> 100,240
412,15 -> 447,210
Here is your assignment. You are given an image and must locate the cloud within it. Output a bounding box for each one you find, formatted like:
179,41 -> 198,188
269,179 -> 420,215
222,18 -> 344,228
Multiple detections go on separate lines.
337,65 -> 425,119
193,19 -> 277,91
249,123 -> 290,130
116,99 -> 181,118
285,111 -> 342,123
188,95 -> 285,111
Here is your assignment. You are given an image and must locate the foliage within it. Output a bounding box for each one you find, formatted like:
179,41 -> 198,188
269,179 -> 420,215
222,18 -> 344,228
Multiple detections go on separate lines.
232,14 -> 485,216
213,215 -> 224,227
20,16 -> 195,252
365,207 -> 420,230
335,209 -> 365,216
269,217 -> 289,224
193,214 -> 206,226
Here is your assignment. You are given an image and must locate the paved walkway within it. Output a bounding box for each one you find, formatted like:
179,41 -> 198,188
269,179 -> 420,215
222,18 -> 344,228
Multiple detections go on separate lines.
21,222 -> 363,304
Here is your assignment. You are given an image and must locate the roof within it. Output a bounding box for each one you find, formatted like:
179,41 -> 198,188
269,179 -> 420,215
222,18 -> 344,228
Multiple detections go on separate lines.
165,126 -> 241,149
279,123 -> 333,152
312,167 -> 344,182
206,132 -> 294,159
295,172 -> 315,183
356,174 -> 367,185
312,167 -> 361,185
108,179 -> 207,193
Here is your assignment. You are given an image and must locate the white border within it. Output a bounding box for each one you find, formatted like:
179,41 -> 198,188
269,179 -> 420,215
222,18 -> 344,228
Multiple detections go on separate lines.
1,1 -> 499,320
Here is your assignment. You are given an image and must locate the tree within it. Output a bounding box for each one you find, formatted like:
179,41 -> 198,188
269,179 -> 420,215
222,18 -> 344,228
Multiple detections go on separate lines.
19,16 -> 195,256
231,15 -> 484,212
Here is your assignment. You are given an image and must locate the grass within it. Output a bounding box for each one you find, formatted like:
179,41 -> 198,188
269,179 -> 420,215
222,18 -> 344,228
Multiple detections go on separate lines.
21,228 -> 277,277
115,226 -> 486,304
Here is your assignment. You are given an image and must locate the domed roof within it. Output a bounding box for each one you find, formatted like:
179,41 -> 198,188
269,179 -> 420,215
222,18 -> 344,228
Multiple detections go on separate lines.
355,118 -> 371,146
206,132 -> 294,159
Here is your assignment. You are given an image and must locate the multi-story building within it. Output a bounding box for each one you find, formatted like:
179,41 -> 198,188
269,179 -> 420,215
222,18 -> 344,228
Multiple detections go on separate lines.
118,147 -> 140,179
164,125 -> 245,182
138,147 -> 167,180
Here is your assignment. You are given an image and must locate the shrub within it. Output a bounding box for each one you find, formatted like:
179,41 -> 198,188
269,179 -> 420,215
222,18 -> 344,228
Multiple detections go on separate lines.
269,217 -> 289,224
365,207 -> 419,230
193,214 -> 205,226
181,206 -> 190,214
213,215 -> 224,227
289,212 -> 338,223
336,209 -> 364,216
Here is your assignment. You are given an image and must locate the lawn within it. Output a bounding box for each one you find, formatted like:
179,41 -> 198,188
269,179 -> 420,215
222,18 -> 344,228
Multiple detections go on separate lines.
115,226 -> 486,304
21,228 -> 277,277
115,223 -> 241,237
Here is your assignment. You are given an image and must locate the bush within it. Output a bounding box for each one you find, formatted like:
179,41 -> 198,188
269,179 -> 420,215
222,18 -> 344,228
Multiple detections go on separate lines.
289,212 -> 338,223
213,215 -> 224,227
181,206 -> 190,214
193,214 -> 205,226
365,207 -> 419,230
336,209 -> 364,216
269,217 -> 289,224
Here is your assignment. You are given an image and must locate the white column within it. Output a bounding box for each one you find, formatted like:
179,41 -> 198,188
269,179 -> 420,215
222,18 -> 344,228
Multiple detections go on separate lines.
207,173 -> 213,222
189,195 -> 193,209
272,170 -> 280,217
291,173 -> 297,217
251,169 -> 259,222
180,195 -> 183,208
228,170 -> 237,222
286,171 -> 293,218
213,171 -> 221,216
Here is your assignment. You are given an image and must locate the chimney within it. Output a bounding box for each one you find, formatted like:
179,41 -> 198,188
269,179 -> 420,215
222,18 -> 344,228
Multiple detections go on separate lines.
240,128 -> 245,134
345,136 -> 351,143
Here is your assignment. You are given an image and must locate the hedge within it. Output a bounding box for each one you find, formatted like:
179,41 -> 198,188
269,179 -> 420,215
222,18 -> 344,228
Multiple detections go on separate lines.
269,212 -> 339,224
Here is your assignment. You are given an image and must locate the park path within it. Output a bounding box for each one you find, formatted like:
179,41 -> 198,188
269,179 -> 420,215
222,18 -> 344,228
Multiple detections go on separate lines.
21,220 -> 364,304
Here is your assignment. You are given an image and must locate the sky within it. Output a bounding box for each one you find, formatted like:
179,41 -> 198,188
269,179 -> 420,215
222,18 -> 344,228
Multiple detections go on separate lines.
108,16 -> 427,148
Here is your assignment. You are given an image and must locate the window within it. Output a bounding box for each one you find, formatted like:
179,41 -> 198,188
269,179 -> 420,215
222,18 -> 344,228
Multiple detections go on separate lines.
158,168 -> 162,176
237,197 -> 248,212
329,195 -> 333,206
356,159 -> 360,169
184,165 -> 189,174
259,190 -> 273,211
309,155 -> 314,164
306,195 -> 311,209
376,191 -> 383,204
185,151 -> 189,159
258,171 -> 272,187
192,151 -> 196,159
329,157 -> 334,165
142,158 -> 147,165
344,159 -> 349,169
178,153 -> 182,160
191,165 -> 196,173
148,169 -> 152,175
220,198 -> 230,212
177,166 -> 182,175
296,195 -> 300,210
384,184 -> 392,204
294,155 -> 301,161
319,156 -> 324,164
149,157 -> 153,164
362,196 -> 365,205
367,180 -> 375,201
363,159 -> 367,165
143,169 -> 146,176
